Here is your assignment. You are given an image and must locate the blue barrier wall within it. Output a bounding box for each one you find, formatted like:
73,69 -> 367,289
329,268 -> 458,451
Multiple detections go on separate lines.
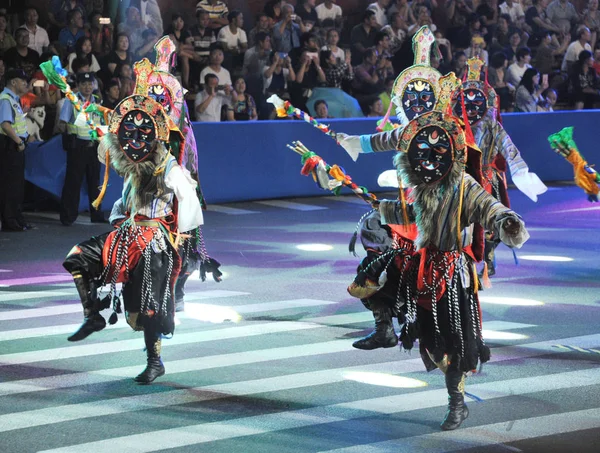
24,110 -> 600,209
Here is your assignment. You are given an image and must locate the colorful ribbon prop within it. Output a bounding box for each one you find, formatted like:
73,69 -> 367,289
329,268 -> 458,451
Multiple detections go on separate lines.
268,95 -> 339,142
40,56 -> 106,140
286,140 -> 378,205
548,127 -> 600,202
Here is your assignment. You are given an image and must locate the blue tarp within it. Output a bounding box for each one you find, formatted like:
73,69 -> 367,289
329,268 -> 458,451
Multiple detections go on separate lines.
24,110 -> 600,210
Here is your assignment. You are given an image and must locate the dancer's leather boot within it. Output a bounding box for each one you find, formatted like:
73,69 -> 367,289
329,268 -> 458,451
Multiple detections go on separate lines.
68,276 -> 106,342
441,370 -> 469,430
134,330 -> 165,384
353,306 -> 398,350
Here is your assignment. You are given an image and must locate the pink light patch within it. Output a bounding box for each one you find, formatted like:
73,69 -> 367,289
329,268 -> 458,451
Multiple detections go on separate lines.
0,274 -> 73,287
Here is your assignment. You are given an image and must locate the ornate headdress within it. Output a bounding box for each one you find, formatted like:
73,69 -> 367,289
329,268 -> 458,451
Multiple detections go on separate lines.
389,26 -> 442,126
450,58 -> 499,125
133,37 -> 185,125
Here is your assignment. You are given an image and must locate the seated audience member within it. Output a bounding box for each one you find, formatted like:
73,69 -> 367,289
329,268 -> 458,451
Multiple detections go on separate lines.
562,26 -> 593,73
451,50 -> 468,79
67,36 -> 101,74
0,12 -> 17,55
525,0 -> 562,47
19,7 -> 49,56
353,47 -> 387,97
273,4 -> 302,54
506,46 -> 532,86
196,0 -> 229,31
4,28 -> 40,80
583,0 -> 600,49
382,12 -> 408,55
533,31 -> 569,75
135,28 -> 160,62
546,0 -> 578,35
189,10 -> 217,88
464,34 -> 488,65
199,46 -> 232,90
292,48 -> 327,108
570,49 -> 600,109
374,31 -> 394,71
488,51 -> 515,111
102,78 -> 121,110
537,87 -> 557,111
218,10 -> 248,60
59,9 -> 85,54
117,63 -> 135,98
502,29 -> 521,63
350,10 -> 378,65
263,51 -> 296,97
314,99 -> 330,118
105,33 -> 131,79
88,11 -> 114,57
365,96 -> 384,117
248,13 -> 271,48
408,5 -> 437,36
368,0 -> 390,28
488,14 -> 512,54
194,73 -> 234,121
515,67 -> 548,111
316,0 -> 343,26
243,32 -> 272,76
297,0 -> 319,31
321,28 -> 345,62
167,14 -> 195,88
320,49 -> 353,88
231,76 -> 258,120
499,0 -> 525,25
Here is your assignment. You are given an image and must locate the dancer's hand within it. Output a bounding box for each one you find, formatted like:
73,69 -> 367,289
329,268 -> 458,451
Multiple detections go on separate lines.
337,132 -> 362,162
503,218 -> 520,236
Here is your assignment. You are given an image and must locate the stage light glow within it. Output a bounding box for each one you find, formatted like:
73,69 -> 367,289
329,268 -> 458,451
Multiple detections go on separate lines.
343,371 -> 428,388
190,270 -> 229,280
519,255 -> 573,262
482,330 -> 528,340
479,296 -> 545,306
296,244 -> 333,251
174,315 -> 181,326
183,303 -> 241,323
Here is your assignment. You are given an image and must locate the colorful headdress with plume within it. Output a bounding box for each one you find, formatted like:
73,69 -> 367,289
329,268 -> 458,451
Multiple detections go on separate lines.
450,58 -> 498,125
380,26 -> 442,129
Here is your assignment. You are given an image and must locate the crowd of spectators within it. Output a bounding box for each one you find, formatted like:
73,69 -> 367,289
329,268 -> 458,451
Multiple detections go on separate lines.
2,0 -> 600,134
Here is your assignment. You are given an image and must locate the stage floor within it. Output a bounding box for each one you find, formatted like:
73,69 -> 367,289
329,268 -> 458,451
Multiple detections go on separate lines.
0,185 -> 599,453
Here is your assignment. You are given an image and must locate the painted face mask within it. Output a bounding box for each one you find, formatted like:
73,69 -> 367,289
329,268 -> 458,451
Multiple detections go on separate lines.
453,88 -> 487,125
118,109 -> 157,162
402,79 -> 436,120
407,125 -> 453,184
148,84 -> 173,115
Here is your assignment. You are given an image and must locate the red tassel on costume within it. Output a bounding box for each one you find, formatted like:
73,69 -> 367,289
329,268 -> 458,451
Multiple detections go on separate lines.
300,156 -> 320,175
460,92 -> 475,148
481,262 -> 492,289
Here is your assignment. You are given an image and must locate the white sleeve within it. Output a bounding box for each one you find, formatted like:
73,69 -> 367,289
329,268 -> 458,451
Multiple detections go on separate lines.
240,29 -> 248,44
164,164 -> 204,232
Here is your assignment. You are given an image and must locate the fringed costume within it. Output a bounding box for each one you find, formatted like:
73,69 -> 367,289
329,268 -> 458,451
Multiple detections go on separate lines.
138,37 -> 222,311
63,94 -> 203,384
451,58 -> 546,275
338,73 -> 531,430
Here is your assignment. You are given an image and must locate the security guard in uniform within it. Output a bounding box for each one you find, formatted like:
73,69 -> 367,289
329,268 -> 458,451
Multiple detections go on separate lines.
0,69 -> 32,232
58,72 -> 105,226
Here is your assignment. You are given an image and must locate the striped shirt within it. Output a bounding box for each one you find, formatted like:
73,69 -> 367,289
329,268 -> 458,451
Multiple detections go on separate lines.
189,25 -> 217,62
473,115 -> 528,177
195,0 -> 229,19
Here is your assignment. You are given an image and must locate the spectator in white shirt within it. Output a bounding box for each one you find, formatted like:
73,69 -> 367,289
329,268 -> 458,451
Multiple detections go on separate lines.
199,46 -> 233,88
506,46 -> 532,86
321,28 -> 345,62
218,10 -> 248,55
499,0 -> 525,23
195,73 -> 234,121
315,0 -> 343,25
19,7 -> 49,56
368,0 -> 391,28
562,25 -> 593,72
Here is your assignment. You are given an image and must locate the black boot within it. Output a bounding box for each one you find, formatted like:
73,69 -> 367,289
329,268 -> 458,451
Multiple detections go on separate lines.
352,306 -> 398,350
174,272 -> 190,313
441,370 -> 469,431
134,330 -> 165,384
483,236 -> 498,277
68,276 -> 106,342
